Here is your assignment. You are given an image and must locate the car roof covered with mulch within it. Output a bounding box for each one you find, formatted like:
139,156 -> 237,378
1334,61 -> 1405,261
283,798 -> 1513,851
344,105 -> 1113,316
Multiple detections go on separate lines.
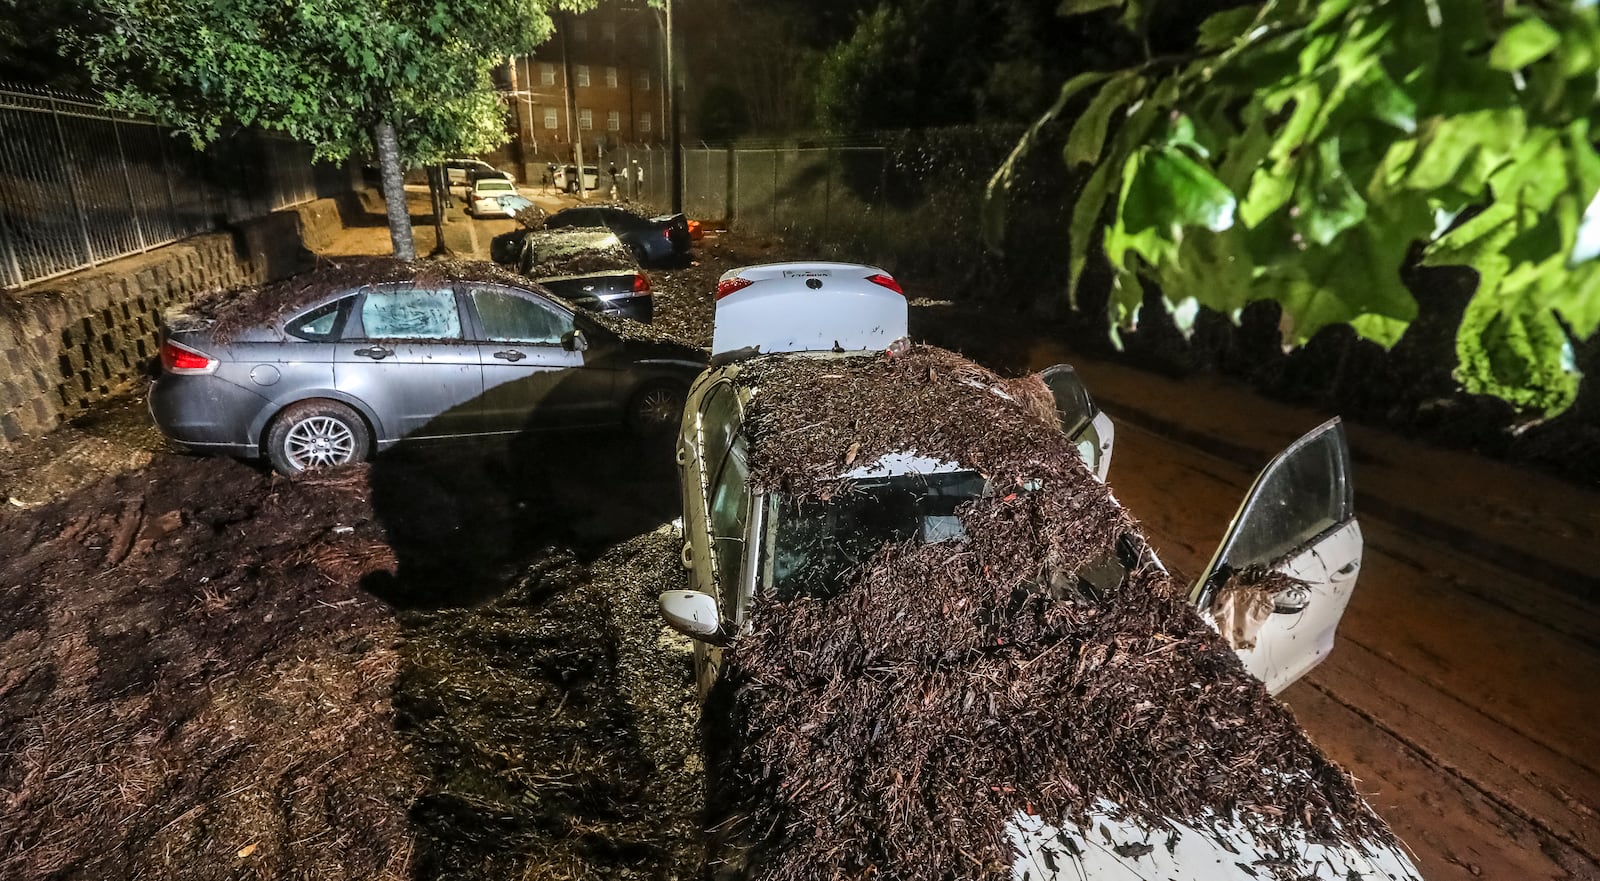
701,344 -> 1404,881
178,255 -> 696,349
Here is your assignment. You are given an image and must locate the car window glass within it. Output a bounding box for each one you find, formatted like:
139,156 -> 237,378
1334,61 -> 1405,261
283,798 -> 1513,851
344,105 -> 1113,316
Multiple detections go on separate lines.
698,384 -> 741,479
470,286 -> 572,343
286,297 -> 347,341
1222,425 -> 1351,566
359,287 -> 460,339
764,471 -> 986,602
709,438 -> 750,607
1041,364 -> 1095,437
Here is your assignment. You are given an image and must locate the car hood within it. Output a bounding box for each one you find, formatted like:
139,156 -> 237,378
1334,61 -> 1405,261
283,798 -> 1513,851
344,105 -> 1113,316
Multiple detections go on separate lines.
1007,799 -> 1422,881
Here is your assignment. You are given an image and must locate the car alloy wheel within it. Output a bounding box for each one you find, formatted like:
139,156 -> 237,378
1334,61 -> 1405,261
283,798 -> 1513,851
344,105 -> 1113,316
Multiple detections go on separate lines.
286,416 -> 356,469
629,383 -> 684,435
266,400 -> 371,475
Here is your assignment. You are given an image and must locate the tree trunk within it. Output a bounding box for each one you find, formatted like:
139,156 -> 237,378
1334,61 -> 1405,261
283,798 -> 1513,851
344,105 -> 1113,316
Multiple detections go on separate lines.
373,120 -> 415,260
561,16 -> 586,202
427,164 -> 451,257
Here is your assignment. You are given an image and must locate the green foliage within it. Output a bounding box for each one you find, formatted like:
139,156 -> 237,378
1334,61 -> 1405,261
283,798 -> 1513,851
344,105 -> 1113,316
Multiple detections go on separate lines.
994,0 -> 1600,415
816,0 -> 1140,132
71,0 -> 591,164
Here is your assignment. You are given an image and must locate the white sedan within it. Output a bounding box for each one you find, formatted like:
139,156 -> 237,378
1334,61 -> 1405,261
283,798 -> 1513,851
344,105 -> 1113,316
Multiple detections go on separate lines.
466,178 -> 522,218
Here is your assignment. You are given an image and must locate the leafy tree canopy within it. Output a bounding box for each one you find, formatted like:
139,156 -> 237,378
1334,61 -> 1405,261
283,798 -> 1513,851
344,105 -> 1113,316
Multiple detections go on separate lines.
990,0 -> 1600,415
815,0 -> 1143,131
71,0 -> 595,164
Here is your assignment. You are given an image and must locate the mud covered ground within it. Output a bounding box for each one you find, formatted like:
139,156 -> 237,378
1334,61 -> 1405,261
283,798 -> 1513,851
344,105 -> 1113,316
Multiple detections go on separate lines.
0,223 -> 755,878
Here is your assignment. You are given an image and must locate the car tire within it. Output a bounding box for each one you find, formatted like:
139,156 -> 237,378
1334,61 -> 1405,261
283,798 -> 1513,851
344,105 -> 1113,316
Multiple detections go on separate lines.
265,400 -> 371,476
626,382 -> 686,436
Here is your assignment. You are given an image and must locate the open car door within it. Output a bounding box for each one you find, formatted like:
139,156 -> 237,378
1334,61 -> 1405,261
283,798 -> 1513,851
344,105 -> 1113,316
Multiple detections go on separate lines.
1193,418 -> 1362,695
1039,364 -> 1114,482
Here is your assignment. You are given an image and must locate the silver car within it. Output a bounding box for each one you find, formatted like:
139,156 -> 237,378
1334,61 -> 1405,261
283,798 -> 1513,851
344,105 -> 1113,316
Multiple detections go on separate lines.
149,260 -> 705,475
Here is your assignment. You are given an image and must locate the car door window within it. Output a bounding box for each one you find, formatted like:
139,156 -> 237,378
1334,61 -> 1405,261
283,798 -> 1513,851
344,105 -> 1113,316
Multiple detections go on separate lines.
698,383 -> 742,481
709,437 -> 750,614
1217,421 -> 1352,569
469,286 -> 573,344
286,297 -> 351,341
358,287 -> 461,339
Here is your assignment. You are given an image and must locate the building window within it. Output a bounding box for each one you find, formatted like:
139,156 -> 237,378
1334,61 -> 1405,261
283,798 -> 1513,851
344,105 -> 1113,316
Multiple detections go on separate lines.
636,72 -> 651,91
601,21 -> 616,41
539,63 -> 555,86
575,65 -> 590,87
638,112 -> 652,133
579,108 -> 593,130
542,107 -> 558,130
605,66 -> 618,88
606,110 -> 620,131
573,20 -> 588,41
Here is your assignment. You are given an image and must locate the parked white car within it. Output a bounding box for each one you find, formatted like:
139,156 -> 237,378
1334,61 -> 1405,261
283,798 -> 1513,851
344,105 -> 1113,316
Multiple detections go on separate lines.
466,178 -> 522,218
657,262 -> 1422,881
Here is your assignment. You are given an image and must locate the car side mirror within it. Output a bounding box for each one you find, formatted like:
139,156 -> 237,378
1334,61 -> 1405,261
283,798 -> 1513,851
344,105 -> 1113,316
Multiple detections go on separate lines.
561,329 -> 589,352
658,590 -> 728,644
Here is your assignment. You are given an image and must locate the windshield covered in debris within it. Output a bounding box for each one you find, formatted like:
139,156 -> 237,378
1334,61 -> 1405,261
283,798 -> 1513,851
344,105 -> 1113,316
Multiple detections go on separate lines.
764,470 -> 987,601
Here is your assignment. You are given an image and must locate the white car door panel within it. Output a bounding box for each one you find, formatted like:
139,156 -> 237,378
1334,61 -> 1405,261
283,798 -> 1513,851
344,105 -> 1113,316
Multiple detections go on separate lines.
1195,418 -> 1361,695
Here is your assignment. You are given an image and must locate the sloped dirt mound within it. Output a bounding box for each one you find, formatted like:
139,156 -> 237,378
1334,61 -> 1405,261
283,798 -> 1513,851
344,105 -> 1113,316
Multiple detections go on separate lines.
396,530 -> 703,881
705,346 -> 1387,881
0,455 -> 415,881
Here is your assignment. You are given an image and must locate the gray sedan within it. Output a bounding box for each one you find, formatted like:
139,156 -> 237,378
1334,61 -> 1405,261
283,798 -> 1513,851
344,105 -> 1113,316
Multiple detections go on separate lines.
149,261 -> 706,475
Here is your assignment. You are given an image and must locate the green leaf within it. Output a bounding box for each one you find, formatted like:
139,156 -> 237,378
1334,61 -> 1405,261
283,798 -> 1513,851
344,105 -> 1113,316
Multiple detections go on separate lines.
1455,285 -> 1579,414
1123,147 -> 1237,236
1491,17 -> 1562,71
1294,138 -> 1367,246
1058,0 -> 1121,15
1196,6 -> 1259,51
1064,73 -> 1147,167
1068,159 -> 1119,304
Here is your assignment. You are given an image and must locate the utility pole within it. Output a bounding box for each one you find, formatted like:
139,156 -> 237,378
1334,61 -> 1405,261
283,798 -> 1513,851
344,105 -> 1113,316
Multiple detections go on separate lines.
561,13 -> 587,201
666,0 -> 682,213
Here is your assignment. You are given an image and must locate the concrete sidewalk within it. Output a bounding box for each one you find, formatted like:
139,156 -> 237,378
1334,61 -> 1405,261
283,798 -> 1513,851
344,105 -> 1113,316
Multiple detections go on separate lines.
1020,337 -> 1600,603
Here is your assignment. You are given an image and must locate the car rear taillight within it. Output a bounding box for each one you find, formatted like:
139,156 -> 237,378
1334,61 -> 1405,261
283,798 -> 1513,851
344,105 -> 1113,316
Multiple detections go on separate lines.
160,339 -> 217,373
866,273 -> 904,295
632,273 -> 652,293
714,277 -> 754,300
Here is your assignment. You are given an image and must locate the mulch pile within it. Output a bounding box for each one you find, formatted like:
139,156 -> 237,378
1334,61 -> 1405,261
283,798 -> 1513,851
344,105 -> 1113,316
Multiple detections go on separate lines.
191,256 -> 536,342
396,529 -> 703,881
0,456 -> 416,880
704,345 -> 1391,881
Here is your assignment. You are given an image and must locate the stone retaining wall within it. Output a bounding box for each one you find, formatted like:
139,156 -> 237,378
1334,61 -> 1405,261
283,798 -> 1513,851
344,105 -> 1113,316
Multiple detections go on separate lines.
0,197 -> 349,452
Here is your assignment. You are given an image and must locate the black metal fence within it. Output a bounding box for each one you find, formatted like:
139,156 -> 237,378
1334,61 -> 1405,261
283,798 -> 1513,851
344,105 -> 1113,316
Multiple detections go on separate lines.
0,85 -> 348,289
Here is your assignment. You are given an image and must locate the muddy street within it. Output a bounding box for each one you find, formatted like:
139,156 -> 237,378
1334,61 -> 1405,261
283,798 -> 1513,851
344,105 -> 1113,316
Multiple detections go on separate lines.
0,231 -> 1595,881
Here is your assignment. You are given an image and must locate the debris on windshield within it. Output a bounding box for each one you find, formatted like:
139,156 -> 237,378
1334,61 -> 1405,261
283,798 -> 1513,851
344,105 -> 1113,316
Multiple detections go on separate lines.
708,344 -> 1391,881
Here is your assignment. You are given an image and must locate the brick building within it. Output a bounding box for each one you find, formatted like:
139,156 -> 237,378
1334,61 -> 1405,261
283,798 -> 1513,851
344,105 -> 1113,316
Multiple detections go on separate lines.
493,3 -> 668,182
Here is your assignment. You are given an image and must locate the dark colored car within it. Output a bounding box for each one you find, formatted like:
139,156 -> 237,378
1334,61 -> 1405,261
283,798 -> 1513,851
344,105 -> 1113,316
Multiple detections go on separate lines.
492,227 -> 655,323
149,259 -> 705,475
544,206 -> 691,266
443,158 -> 513,191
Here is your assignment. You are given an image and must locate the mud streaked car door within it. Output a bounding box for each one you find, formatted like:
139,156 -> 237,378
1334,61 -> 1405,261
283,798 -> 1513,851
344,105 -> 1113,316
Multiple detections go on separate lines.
334,284 -> 483,441
462,283 -> 615,431
1192,418 -> 1362,695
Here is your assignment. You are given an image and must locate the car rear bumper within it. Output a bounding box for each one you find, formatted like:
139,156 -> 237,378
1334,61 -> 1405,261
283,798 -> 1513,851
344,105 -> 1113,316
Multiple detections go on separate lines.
598,296 -> 653,323
149,373 -> 272,456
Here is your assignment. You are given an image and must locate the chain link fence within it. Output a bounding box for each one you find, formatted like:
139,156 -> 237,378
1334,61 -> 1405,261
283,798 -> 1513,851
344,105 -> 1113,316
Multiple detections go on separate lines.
0,84 -> 349,289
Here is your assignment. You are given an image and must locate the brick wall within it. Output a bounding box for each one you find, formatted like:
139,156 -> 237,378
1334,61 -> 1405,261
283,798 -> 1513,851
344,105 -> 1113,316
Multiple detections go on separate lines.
0,198 -> 349,452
